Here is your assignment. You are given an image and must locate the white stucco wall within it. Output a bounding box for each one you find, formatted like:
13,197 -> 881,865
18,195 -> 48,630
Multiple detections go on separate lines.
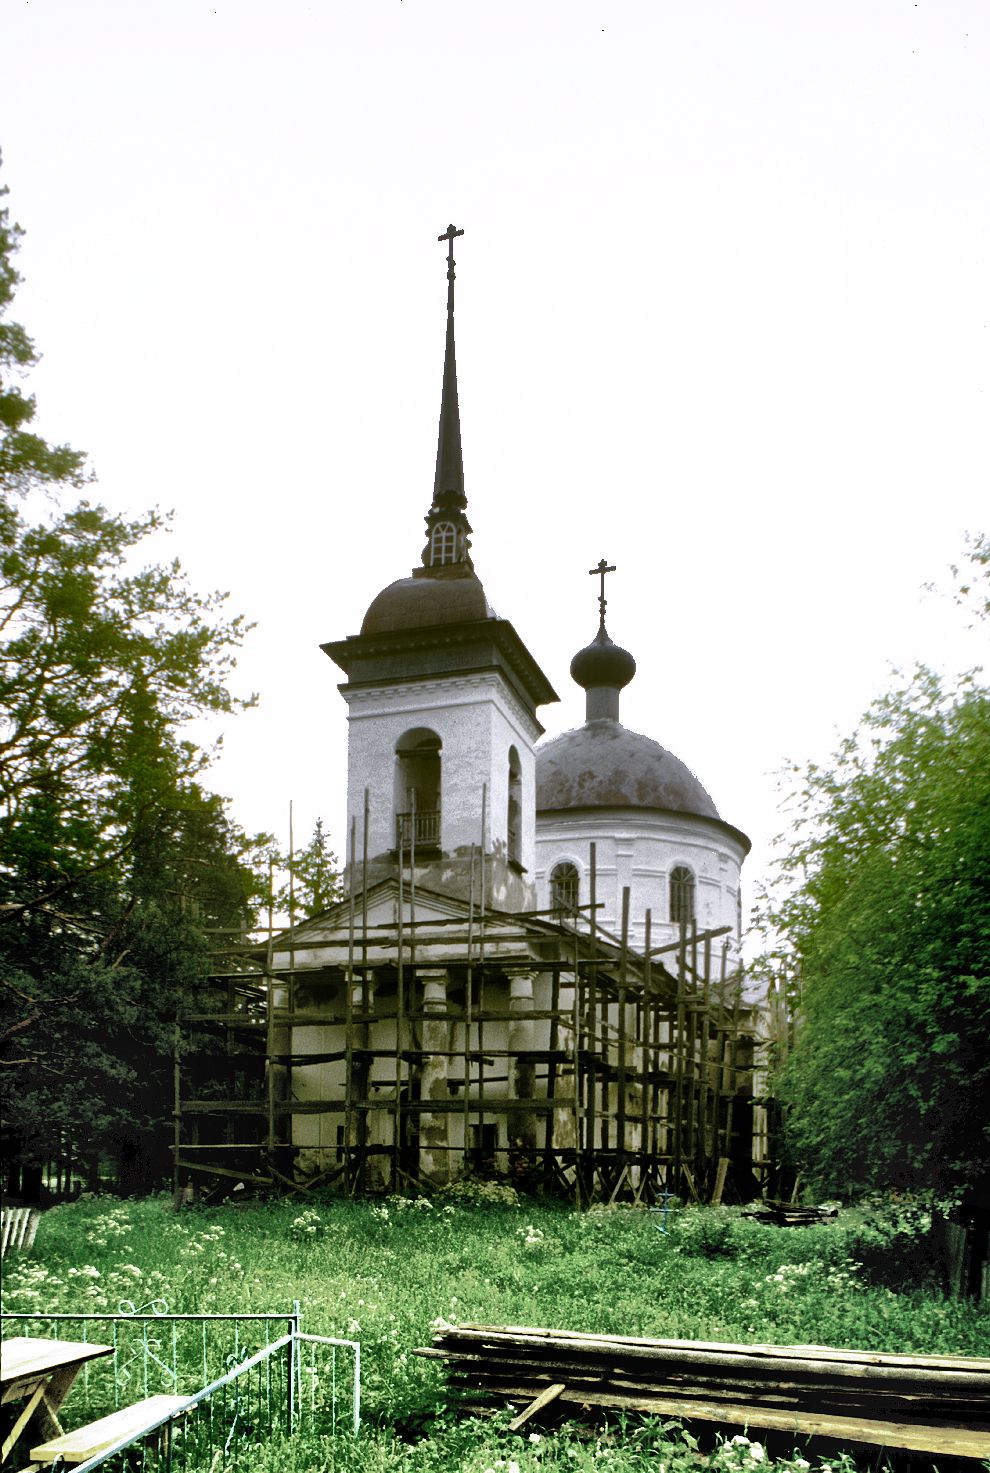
534,809 -> 746,966
340,672 -> 542,870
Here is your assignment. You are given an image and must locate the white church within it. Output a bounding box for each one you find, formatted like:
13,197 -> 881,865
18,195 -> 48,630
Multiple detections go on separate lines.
179,228 -> 760,1204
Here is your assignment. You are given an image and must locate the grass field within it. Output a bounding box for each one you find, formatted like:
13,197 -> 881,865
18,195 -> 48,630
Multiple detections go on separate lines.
3,1192 -> 989,1472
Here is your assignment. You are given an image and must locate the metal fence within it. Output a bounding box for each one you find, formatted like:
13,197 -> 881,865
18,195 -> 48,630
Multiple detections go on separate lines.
1,1311 -> 360,1469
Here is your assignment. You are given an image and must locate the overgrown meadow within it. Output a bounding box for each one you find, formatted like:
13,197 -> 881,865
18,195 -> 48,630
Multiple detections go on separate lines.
3,1191 -> 989,1473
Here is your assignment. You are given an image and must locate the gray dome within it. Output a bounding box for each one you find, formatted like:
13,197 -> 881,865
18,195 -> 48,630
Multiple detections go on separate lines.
361,572 -> 495,636
570,628 -> 636,691
536,720 -> 721,820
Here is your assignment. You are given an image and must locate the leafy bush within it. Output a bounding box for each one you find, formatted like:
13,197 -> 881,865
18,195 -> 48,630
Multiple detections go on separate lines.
289,1208 -> 325,1240
669,1207 -> 740,1260
437,1178 -> 520,1208
839,1197 -> 944,1289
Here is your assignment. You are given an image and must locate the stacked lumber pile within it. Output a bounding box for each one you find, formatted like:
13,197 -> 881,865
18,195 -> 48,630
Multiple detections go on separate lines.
415,1324 -> 990,1458
741,1204 -> 838,1226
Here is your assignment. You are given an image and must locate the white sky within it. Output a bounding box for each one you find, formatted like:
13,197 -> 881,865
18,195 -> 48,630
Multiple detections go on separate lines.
3,0 -> 987,930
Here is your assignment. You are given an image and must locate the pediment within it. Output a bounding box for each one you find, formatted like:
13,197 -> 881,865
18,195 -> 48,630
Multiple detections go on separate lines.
268,878 -> 537,971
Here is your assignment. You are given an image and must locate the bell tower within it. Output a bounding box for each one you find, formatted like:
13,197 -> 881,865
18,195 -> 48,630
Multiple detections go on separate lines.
322,227 -> 558,910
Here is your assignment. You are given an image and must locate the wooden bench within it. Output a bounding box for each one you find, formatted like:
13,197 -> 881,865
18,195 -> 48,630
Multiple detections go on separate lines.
417,1323 -> 990,1459
30,1394 -> 189,1465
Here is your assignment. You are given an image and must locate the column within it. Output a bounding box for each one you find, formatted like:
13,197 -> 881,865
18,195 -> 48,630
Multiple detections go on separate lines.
508,971 -> 538,1173
418,969 -> 450,1184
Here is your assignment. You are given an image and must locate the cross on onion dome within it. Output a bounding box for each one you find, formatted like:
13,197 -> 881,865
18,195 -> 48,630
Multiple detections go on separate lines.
589,558 -> 617,629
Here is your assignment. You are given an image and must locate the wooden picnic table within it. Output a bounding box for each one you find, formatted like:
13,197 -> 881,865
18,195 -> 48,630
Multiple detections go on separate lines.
1,1337 -> 113,1466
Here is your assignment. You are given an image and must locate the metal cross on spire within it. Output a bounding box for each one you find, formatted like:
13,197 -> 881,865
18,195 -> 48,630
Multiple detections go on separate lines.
438,223 -> 464,312
589,558 -> 617,629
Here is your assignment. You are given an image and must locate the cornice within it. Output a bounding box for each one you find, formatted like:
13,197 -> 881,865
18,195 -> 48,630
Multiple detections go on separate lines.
535,806 -> 751,859
343,671 -> 545,743
322,615 -> 558,712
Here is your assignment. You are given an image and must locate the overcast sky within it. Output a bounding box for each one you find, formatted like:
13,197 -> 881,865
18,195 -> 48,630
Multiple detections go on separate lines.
3,0 -> 987,929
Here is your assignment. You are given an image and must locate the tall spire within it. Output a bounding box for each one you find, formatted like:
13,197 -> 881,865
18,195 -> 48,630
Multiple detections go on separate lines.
421,225 -> 473,572
434,223 -> 466,510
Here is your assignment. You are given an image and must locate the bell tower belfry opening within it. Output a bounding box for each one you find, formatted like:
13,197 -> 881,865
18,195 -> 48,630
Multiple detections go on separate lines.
321,227 -> 558,911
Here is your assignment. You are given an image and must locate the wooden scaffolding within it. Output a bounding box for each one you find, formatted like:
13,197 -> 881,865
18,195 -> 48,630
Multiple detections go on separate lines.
174,837 -> 763,1204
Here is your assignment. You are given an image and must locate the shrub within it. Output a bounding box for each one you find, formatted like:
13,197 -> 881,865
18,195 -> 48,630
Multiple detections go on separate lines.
839,1196 -> 944,1289
670,1207 -> 739,1260
437,1178 -> 520,1208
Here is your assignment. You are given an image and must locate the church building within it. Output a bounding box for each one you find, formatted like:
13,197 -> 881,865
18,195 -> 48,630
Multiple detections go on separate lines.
176,228 -> 761,1204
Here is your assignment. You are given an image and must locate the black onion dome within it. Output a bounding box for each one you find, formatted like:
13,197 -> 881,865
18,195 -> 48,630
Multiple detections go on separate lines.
536,722 -> 722,820
361,571 -> 495,636
570,628 -> 637,691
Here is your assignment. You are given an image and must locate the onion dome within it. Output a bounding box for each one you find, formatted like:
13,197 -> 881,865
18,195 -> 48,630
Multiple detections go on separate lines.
570,627 -> 636,699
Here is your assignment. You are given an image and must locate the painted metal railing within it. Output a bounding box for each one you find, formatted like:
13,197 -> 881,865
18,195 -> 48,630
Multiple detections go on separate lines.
65,1333 -> 359,1471
1,1308 -> 301,1414
1,1310 -> 359,1468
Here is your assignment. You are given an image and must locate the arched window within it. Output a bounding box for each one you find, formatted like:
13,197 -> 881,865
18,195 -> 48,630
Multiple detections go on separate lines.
669,865 -> 695,927
550,862 -> 579,915
507,746 -> 522,864
395,728 -> 441,850
429,521 -> 457,567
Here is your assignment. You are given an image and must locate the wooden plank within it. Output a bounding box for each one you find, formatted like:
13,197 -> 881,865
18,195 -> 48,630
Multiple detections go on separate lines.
547,1388 -> 990,1458
1,1340 -> 113,1382
607,1166 -> 630,1206
506,1382 -> 566,1432
31,1394 -> 188,1464
174,1160 -> 273,1184
496,1353 -> 988,1395
2,1380 -> 48,1462
478,1382 -> 990,1457
450,1325 -> 990,1373
1,1207 -> 40,1257
440,1359 -> 990,1418
423,1322 -> 990,1459
440,1372 -> 989,1426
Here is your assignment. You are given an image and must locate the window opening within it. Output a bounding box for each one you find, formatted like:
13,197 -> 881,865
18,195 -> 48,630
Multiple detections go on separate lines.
669,865 -> 695,926
395,729 -> 441,849
430,521 -> 457,566
507,746 -> 522,864
550,862 -> 580,916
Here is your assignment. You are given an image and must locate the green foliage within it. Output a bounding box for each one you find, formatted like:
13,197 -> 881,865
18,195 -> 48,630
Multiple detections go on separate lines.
437,1177 -> 521,1208
667,1205 -> 739,1260
0,165 -> 87,495
754,537 -> 990,1200
0,161 -> 263,1192
273,816 -> 343,922
5,1197 -> 988,1472
837,1197 -> 946,1290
